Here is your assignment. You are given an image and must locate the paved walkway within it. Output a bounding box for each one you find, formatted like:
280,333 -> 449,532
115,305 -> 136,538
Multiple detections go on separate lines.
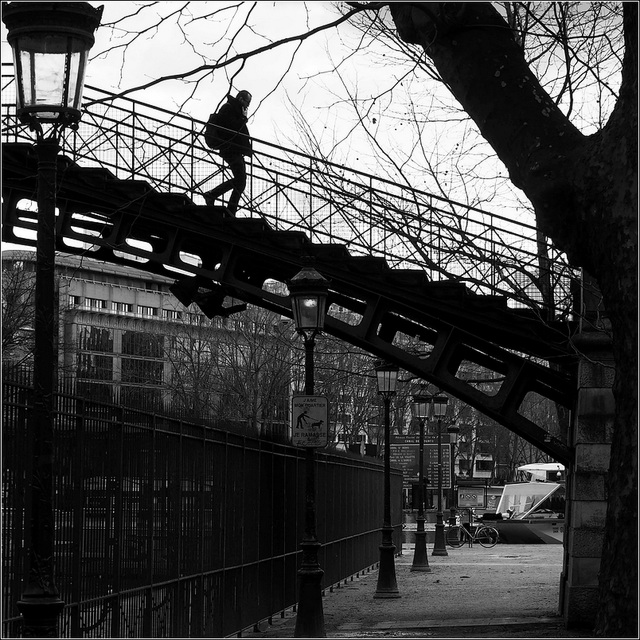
242,544 -> 595,638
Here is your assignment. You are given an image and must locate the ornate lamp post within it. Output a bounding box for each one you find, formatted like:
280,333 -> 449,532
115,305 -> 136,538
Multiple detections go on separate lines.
447,424 -> 460,526
373,360 -> 400,598
410,394 -> 431,572
2,3 -> 102,636
288,265 -> 329,638
432,394 -> 449,556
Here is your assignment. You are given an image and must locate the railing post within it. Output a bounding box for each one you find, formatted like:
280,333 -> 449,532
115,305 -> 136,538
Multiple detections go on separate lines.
70,398 -> 86,637
130,102 -> 136,181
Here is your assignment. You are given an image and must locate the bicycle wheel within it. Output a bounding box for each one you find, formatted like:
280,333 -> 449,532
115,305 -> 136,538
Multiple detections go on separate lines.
476,526 -> 499,548
446,525 -> 465,548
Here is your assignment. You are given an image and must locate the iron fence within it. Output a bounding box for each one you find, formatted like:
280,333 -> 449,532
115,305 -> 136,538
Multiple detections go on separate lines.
2,379 -> 402,638
1,63 -> 579,317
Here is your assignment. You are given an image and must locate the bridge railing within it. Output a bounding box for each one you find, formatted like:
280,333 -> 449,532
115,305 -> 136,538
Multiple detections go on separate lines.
1,64 -> 579,317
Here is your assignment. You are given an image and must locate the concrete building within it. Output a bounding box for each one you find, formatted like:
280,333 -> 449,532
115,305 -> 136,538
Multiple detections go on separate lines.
1,250 -> 290,435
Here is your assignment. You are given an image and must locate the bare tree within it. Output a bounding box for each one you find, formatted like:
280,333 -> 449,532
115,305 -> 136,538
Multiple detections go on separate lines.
2,252 -> 36,368
383,5 -> 636,636
163,304 -> 292,436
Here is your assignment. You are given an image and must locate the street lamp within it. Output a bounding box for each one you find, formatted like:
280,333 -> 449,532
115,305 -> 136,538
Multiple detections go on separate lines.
288,265 -> 329,638
2,2 -> 102,636
447,424 -> 460,526
410,394 -> 431,572
432,394 -> 449,556
373,360 -> 400,598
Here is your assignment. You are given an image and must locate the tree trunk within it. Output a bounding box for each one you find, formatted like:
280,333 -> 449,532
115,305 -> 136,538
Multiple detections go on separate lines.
389,3 -> 637,636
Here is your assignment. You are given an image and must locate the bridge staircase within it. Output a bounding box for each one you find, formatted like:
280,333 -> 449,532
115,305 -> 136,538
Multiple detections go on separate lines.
1,71 -> 579,464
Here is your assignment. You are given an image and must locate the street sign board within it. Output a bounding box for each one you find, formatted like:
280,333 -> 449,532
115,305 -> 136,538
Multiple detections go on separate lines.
389,433 -> 452,489
456,480 -> 488,508
291,395 -> 328,448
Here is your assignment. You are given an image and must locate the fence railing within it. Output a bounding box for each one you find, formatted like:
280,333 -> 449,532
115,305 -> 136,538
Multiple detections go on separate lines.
2,378 -> 402,638
1,64 -> 579,318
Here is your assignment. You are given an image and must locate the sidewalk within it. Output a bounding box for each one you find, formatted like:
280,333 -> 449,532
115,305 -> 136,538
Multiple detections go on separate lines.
242,544 -> 595,638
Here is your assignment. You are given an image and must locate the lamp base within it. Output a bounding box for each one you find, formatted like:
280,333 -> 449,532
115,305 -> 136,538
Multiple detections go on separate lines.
294,541 -> 326,638
410,530 -> 432,572
374,540 -> 400,598
432,522 -> 449,556
17,595 -> 65,638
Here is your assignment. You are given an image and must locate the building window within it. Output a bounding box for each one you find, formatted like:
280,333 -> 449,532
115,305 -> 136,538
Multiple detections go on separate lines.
121,358 -> 164,384
162,309 -> 182,321
137,305 -> 158,318
77,354 -> 113,381
77,326 -> 114,352
476,460 -> 494,472
112,301 -> 134,314
69,295 -> 81,306
122,331 -> 163,358
84,297 -> 107,311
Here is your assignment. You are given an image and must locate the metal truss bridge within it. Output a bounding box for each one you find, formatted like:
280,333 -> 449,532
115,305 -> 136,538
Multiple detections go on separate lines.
1,66 -> 579,464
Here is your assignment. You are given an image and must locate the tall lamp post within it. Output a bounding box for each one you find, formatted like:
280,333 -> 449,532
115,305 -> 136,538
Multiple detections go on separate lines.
2,3 -> 102,636
447,424 -> 460,526
288,265 -> 329,638
410,394 -> 431,572
432,394 -> 449,556
373,360 -> 400,598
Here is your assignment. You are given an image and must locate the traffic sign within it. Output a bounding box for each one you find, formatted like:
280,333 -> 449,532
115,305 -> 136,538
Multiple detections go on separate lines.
291,396 -> 328,448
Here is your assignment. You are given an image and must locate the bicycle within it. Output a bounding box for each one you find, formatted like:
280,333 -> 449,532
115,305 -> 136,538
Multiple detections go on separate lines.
445,522 -> 500,548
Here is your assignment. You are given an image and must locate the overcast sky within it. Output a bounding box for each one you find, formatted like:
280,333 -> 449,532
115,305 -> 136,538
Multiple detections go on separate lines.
7,0 -> 605,250
82,1 -> 375,147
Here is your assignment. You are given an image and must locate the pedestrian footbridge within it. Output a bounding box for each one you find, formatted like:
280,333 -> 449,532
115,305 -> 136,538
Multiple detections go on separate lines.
1,70 -> 581,464
3,68 -> 609,632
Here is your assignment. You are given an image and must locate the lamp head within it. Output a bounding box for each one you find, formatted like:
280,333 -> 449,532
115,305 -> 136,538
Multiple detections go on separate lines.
2,1 -> 103,129
287,265 -> 329,335
432,394 -> 448,418
374,359 -> 399,397
411,394 -> 431,420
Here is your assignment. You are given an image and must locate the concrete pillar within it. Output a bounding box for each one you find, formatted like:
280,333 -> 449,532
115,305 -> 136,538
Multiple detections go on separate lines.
561,331 -> 615,628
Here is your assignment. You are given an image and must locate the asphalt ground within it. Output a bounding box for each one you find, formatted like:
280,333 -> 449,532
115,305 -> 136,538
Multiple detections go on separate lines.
241,543 -> 596,639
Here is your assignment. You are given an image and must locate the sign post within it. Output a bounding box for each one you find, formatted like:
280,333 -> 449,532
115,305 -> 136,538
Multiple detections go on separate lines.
292,396 -> 329,448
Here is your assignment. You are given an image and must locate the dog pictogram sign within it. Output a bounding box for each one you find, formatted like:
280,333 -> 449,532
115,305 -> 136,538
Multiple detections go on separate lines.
291,396 -> 328,448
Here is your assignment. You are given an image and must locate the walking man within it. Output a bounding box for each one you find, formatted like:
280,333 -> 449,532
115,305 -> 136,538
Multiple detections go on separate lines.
203,90 -> 253,215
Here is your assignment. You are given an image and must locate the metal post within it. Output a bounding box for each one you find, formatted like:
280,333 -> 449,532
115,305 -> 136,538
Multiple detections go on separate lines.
449,442 -> 457,526
374,396 -> 400,597
432,419 -> 448,555
411,418 -> 430,571
294,335 -> 325,637
17,136 -> 65,637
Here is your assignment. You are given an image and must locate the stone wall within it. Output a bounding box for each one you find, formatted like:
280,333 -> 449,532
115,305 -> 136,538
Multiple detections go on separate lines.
561,331 -> 614,627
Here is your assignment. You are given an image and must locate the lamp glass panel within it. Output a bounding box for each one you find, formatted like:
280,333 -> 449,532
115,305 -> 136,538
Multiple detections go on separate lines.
292,294 -> 326,331
447,425 -> 460,445
411,399 -> 430,420
432,396 -> 448,417
376,367 -> 398,394
14,34 -> 88,116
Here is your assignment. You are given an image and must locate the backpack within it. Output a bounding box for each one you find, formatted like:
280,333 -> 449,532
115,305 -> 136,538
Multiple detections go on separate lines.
204,111 -> 223,149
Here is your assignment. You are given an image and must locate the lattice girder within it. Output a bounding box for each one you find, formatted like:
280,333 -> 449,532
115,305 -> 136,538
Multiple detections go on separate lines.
2,142 -> 576,464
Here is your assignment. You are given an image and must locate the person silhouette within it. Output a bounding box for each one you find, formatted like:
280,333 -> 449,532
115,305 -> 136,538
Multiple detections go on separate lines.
203,90 -> 253,215
296,410 -> 311,430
